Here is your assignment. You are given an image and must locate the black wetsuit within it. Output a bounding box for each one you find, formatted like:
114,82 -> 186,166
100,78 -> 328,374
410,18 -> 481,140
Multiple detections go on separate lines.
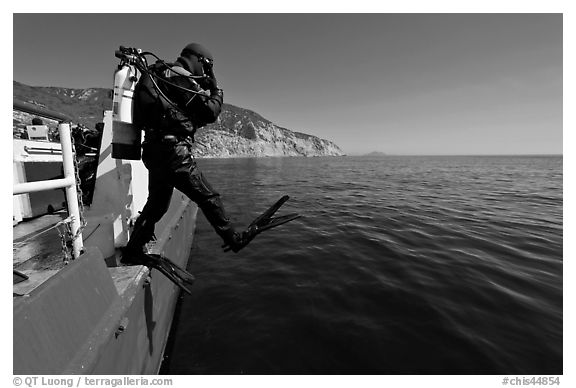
126,59 -> 231,252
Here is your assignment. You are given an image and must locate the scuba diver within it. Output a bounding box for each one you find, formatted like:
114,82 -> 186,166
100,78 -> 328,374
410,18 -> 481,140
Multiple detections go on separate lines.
119,43 -> 299,288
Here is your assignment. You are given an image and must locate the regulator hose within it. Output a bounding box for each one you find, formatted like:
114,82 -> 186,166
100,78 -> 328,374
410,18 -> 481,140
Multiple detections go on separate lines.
117,46 -> 221,116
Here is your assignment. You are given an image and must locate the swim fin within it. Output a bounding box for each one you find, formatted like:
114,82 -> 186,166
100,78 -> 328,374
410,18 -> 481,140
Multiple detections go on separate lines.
145,253 -> 196,285
222,195 -> 301,253
121,250 -> 195,295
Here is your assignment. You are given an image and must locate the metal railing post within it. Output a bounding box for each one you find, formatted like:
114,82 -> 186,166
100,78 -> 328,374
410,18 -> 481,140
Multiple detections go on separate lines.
13,101 -> 85,260
13,177 -> 76,195
59,122 -> 84,259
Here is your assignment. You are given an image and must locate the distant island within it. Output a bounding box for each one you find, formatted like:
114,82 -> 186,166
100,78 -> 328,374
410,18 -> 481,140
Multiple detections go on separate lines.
363,151 -> 388,157
13,81 -> 345,158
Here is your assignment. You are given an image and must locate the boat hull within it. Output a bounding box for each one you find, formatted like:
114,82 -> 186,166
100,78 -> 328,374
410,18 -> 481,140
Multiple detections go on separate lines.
13,195 -> 197,374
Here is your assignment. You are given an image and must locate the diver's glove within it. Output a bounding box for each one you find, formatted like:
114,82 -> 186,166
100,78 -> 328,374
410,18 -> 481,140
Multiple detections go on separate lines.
201,75 -> 222,101
204,76 -> 216,89
210,86 -> 224,105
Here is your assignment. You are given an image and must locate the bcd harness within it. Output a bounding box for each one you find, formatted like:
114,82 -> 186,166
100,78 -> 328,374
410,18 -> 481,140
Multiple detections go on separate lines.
115,47 -> 222,145
137,63 -> 210,144
162,65 -> 210,107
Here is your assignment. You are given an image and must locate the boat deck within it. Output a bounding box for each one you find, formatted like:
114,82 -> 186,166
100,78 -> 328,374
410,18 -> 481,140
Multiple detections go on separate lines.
13,196 -> 197,373
13,211 -> 150,298
13,211 -> 87,295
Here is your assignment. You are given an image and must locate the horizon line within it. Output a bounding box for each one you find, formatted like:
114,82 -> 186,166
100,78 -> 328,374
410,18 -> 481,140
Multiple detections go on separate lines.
345,153 -> 563,157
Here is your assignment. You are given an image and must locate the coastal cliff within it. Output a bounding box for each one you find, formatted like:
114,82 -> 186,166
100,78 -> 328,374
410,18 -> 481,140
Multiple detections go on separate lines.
13,81 -> 344,158
194,104 -> 343,158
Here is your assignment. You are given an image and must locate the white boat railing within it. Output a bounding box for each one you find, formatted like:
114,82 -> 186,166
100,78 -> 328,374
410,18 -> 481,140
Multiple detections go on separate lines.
13,101 -> 84,259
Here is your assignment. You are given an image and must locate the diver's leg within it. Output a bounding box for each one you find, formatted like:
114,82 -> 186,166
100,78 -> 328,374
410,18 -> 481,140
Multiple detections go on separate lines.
169,143 -> 250,251
125,169 -> 174,256
173,168 -> 234,238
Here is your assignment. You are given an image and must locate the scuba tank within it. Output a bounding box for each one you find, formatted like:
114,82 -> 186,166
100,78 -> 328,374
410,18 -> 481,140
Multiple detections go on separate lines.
111,46 -> 214,155
112,49 -> 141,160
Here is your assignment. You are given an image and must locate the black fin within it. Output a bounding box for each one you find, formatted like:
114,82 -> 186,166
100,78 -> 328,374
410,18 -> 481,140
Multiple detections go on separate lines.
222,196 -> 300,252
146,253 -> 195,286
256,213 -> 301,233
250,195 -> 290,228
149,263 -> 193,295
121,250 -> 194,293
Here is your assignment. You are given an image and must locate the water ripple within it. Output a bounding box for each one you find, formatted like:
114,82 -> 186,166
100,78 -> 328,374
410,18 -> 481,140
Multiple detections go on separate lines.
162,155 -> 562,375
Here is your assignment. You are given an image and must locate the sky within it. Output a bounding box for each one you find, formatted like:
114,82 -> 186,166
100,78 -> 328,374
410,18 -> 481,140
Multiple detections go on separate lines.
12,13 -> 562,155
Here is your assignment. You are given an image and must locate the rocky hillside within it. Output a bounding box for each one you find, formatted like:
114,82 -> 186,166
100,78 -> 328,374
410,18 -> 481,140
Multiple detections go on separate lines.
13,81 -> 344,158
194,104 -> 343,158
13,81 -> 112,130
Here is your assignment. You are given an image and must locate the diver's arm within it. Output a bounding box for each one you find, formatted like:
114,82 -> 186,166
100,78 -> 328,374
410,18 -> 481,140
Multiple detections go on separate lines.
197,88 -> 223,124
192,72 -> 223,124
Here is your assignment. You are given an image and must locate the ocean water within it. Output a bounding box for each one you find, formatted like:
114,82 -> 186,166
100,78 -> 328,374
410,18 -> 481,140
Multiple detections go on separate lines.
160,155 -> 563,375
